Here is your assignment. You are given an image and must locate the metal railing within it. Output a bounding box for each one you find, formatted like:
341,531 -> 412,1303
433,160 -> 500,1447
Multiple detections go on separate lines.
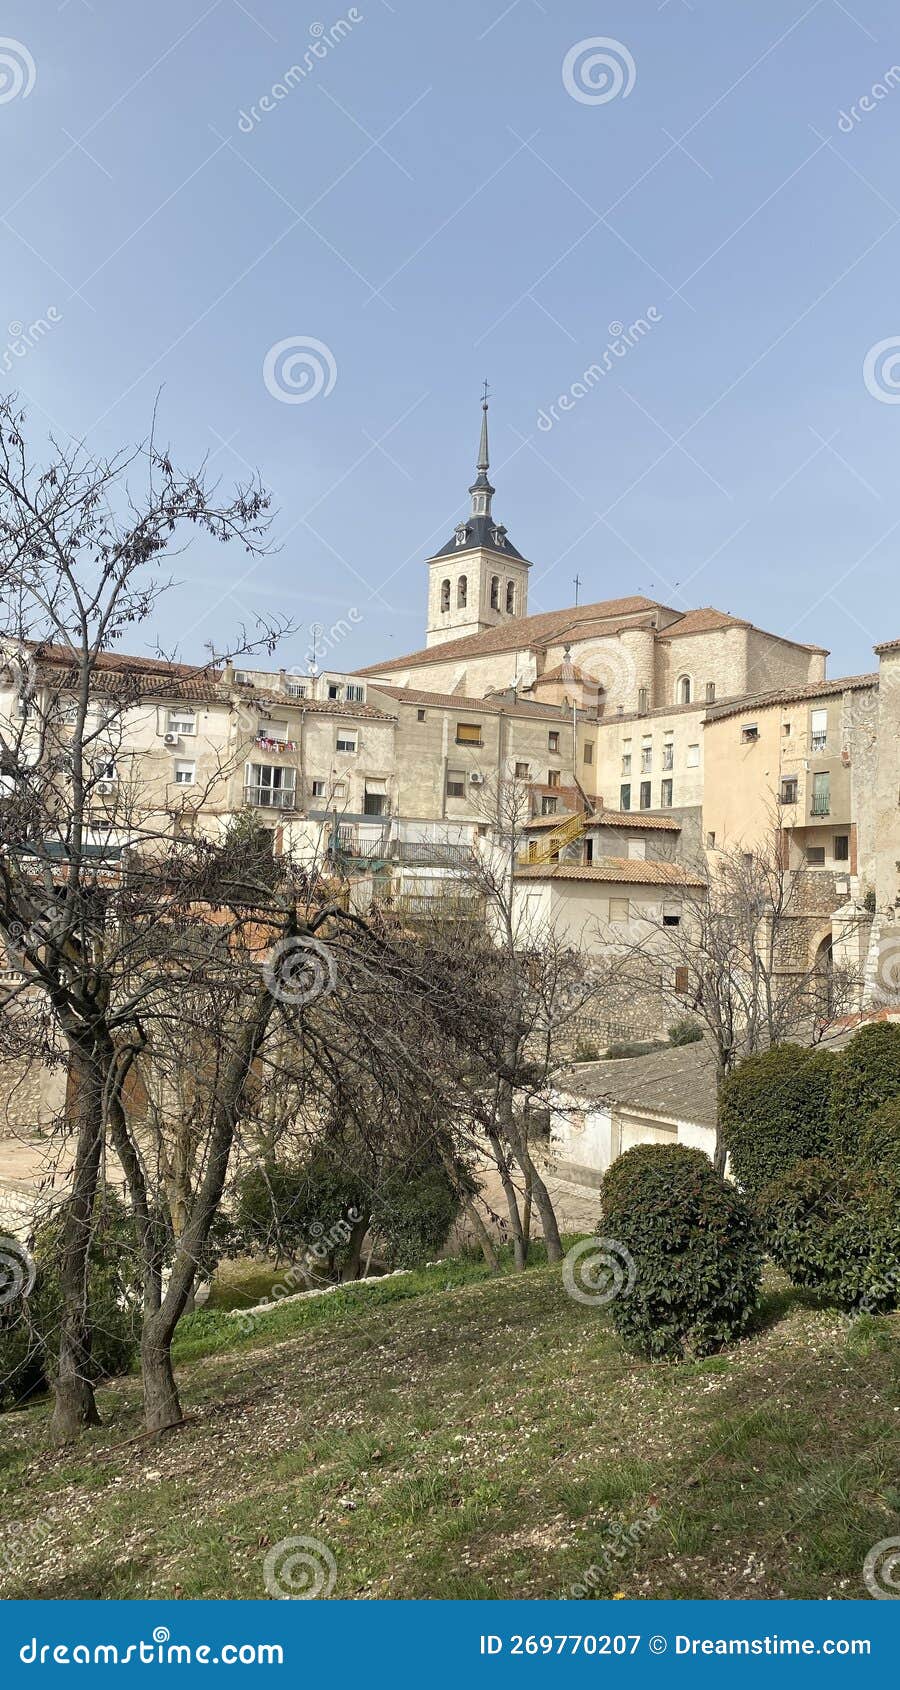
810,794 -> 830,816
244,784 -> 296,809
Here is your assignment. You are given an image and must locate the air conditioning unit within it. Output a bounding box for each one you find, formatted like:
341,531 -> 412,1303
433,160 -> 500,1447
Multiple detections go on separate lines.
97,780 -> 116,795
163,732 -> 179,746
469,771 -> 485,785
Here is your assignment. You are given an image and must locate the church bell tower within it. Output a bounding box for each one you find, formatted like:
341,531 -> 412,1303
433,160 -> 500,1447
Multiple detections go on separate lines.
425,389 -> 531,648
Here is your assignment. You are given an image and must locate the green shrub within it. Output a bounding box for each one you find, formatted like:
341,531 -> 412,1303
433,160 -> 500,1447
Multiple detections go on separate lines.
0,1310 -> 44,1412
233,1156 -> 366,1267
605,1040 -> 664,1060
599,1144 -> 762,1359
668,1019 -> 702,1047
858,1097 -> 900,1181
828,1023 -> 900,1162
31,1189 -> 141,1383
720,1044 -> 836,1202
373,1160 -> 468,1269
758,1157 -> 900,1312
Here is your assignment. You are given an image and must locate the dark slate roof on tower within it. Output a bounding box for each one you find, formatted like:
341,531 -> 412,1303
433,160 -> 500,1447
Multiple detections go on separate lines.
431,392 -> 527,562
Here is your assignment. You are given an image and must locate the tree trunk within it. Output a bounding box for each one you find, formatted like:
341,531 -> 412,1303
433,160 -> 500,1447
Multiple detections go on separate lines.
463,1199 -> 500,1273
341,1213 -> 370,1282
518,1146 -> 563,1263
487,1129 -> 526,1270
521,1164 -> 533,1257
139,983 -> 276,1431
140,1332 -> 183,1433
49,1037 -> 104,1442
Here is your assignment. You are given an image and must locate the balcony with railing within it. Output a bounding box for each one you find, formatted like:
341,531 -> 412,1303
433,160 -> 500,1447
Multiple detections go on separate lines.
244,782 -> 296,809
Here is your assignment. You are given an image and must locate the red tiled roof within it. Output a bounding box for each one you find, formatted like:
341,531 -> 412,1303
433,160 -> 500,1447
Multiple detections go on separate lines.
523,808 -> 681,832
369,683 -> 565,720
874,637 -> 900,654
515,857 -> 705,887
659,607 -> 828,654
356,596 -> 669,675
705,672 -> 877,723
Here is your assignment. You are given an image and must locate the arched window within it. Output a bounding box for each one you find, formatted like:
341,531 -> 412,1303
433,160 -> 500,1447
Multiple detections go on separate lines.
506,580 -> 515,615
440,578 -> 451,613
457,575 -> 468,609
490,575 -> 500,610
677,675 -> 692,705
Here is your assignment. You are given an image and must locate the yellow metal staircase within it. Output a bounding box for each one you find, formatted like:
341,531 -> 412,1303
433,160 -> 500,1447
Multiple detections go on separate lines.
519,811 -> 588,867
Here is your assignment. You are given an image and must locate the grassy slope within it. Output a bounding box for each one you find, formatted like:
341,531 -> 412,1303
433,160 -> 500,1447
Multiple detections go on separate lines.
1,1259 -> 898,1601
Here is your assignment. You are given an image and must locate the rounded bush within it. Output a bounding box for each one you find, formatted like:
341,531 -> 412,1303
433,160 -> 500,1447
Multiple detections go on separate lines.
599,1144 -> 762,1360
828,1023 -> 900,1163
758,1157 -> 900,1312
720,1044 -> 836,1203
858,1098 -> 900,1182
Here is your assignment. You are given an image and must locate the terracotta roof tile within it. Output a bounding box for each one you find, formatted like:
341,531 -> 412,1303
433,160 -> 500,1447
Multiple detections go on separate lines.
705,672 -> 877,723
369,683 -> 565,720
356,596 -> 669,675
515,857 -> 705,887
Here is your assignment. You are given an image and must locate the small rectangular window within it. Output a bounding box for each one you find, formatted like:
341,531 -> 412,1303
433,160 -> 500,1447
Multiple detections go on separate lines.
640,781 -> 651,810
705,683 -> 716,703
806,845 -> 826,866
345,683 -> 364,702
548,730 -> 560,753
311,779 -> 326,798
674,965 -> 690,994
641,744 -> 652,773
810,708 -> 827,752
619,783 -> 631,811
621,752 -> 632,774
609,896 -> 630,923
541,795 -> 558,815
547,770 -> 560,788
168,709 -> 196,737
834,834 -> 850,862
583,740 -> 594,765
515,761 -> 530,779
456,722 -> 482,745
417,708 -> 426,722
686,743 -> 699,767
663,902 -> 681,927
706,831 -> 716,849
780,777 -> 798,805
173,760 -> 195,785
811,771 -> 830,816
328,683 -> 342,700
446,769 -> 466,798
662,742 -> 674,771
638,687 -> 649,713
336,731 -> 357,753
660,778 -> 673,808
741,723 -> 759,743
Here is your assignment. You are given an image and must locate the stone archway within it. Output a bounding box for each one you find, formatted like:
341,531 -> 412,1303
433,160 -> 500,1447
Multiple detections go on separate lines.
813,931 -> 834,1017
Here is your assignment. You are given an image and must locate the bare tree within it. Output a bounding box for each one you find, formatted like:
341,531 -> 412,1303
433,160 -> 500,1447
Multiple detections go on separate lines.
0,397 -> 279,1438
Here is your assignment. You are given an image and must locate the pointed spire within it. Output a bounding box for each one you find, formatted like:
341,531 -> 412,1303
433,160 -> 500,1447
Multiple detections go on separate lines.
477,379 -> 490,472
469,381 -> 495,519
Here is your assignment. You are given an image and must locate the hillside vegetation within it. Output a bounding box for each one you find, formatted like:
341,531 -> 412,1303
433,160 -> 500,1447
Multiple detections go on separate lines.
1,1257 -> 898,1601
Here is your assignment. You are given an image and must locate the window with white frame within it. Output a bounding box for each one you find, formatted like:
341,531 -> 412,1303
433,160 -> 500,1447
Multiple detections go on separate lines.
174,760 -> 195,785
336,730 -> 357,753
810,708 -> 827,752
662,737 -> 674,771
686,743 -> 700,767
345,683 -> 364,702
94,758 -> 117,783
167,708 -> 196,737
311,779 -> 326,798
246,764 -> 295,808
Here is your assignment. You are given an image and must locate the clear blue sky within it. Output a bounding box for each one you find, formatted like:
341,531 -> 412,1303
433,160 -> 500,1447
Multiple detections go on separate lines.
4,0 -> 900,676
